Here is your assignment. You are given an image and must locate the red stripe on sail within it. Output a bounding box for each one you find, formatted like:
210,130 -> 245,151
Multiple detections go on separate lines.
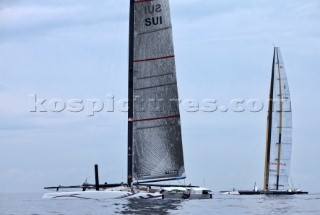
135,0 -> 154,3
132,115 -> 180,122
134,55 -> 175,63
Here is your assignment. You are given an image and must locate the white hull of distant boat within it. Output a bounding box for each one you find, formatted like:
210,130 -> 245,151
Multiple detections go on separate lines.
220,191 -> 240,195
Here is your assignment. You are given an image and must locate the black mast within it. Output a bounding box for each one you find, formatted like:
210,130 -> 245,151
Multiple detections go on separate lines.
127,0 -> 135,186
94,164 -> 100,191
263,48 -> 276,191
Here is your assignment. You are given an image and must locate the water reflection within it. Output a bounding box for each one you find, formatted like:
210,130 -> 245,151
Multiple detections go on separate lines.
260,195 -> 297,214
116,199 -> 182,214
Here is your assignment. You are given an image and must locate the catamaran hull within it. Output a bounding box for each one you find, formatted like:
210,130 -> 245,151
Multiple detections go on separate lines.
161,187 -> 213,199
162,193 -> 212,199
42,191 -> 214,200
42,188 -> 214,200
42,191 -> 162,200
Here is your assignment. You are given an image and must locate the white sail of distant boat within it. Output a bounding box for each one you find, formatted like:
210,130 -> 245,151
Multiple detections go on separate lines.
263,47 -> 292,191
42,0 -> 212,200
221,47 -> 307,195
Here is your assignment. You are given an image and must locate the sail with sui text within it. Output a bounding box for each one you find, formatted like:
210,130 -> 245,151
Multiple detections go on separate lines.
131,0 -> 185,182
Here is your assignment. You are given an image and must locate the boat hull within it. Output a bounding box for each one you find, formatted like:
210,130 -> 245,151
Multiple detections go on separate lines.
162,192 -> 212,199
238,190 -> 308,195
43,186 -> 213,200
220,191 -> 240,195
42,190 -> 163,200
161,187 -> 213,199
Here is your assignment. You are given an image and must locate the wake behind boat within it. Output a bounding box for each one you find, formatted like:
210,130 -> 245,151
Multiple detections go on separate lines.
42,0 -> 212,200
221,47 -> 308,195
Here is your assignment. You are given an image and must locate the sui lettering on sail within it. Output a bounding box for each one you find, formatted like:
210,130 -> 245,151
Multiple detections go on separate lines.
144,4 -> 163,27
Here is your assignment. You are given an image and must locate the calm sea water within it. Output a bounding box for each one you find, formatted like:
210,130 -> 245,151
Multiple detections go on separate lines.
1,193 -> 319,215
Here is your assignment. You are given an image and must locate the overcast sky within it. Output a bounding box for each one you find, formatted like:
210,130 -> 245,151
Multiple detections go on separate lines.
0,0 -> 319,193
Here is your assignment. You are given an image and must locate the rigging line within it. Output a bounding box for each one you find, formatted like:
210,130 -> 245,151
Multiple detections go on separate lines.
290,174 -> 294,188
88,0 -> 127,173
118,0 -> 130,178
240,127 -> 266,190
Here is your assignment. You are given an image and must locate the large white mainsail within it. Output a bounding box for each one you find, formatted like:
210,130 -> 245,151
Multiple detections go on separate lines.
264,47 -> 292,191
131,0 -> 185,182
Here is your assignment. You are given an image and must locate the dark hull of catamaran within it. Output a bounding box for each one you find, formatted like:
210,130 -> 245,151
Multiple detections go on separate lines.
238,190 -> 308,195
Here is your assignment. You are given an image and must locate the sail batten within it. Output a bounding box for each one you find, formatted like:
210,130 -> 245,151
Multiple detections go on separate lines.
135,73 -> 175,80
131,0 -> 185,182
135,0 -> 156,3
133,115 -> 180,122
137,27 -> 172,36
134,55 -> 175,63
264,47 -> 292,190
